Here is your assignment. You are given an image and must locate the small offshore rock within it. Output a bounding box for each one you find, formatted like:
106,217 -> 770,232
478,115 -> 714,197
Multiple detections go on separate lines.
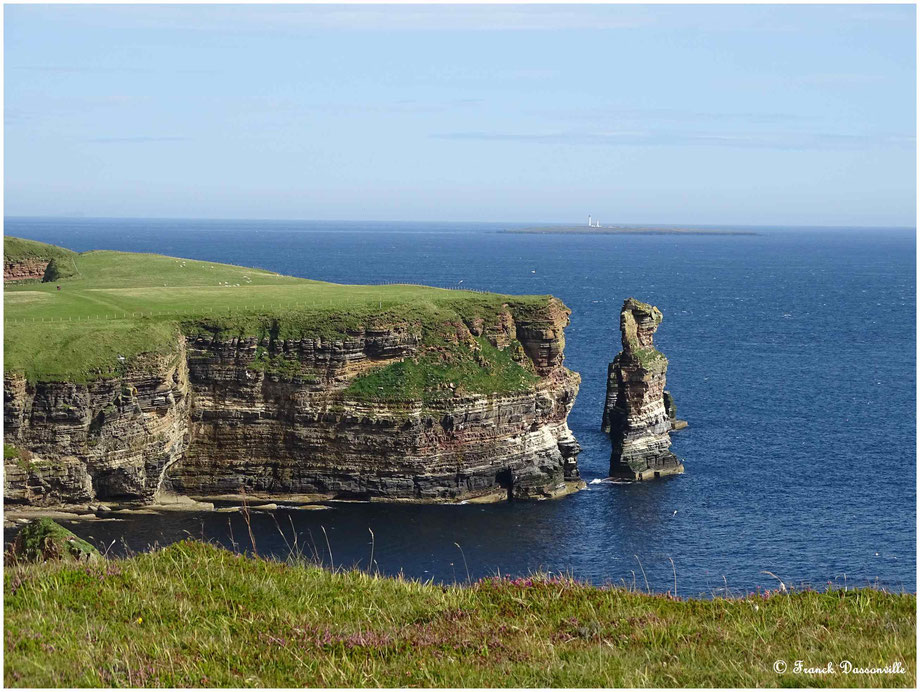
663,390 -> 688,431
153,500 -> 215,512
6,517 -> 100,563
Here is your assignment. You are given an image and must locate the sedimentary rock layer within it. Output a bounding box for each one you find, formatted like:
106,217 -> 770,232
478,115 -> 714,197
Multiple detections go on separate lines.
4,259 -> 49,282
4,347 -> 190,505
4,304 -> 582,505
602,298 -> 683,480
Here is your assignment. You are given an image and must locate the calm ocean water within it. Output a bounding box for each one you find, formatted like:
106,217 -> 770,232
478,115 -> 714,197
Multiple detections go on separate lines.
4,217 -> 916,595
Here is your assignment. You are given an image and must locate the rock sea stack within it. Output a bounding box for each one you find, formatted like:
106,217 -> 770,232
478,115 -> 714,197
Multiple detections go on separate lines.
602,298 -> 685,480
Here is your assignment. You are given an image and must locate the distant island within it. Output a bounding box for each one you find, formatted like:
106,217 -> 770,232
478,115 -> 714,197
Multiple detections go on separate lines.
504,224 -> 758,236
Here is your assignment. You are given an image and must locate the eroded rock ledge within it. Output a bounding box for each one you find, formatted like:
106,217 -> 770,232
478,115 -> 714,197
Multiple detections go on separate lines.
602,298 -> 685,480
4,258 -> 49,282
4,302 -> 582,505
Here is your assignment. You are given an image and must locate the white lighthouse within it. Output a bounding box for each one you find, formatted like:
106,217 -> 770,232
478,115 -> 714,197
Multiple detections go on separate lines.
588,214 -> 592,227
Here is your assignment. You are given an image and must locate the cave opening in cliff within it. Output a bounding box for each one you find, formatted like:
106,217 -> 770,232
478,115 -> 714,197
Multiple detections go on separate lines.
495,468 -> 514,501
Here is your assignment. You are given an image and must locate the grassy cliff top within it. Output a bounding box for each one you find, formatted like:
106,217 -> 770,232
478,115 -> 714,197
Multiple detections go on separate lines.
3,236 -> 76,264
3,540 -> 914,687
3,237 -> 557,383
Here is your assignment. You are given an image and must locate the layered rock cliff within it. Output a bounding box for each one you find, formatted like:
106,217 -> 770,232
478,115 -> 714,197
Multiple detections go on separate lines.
4,302 -> 582,505
4,258 -> 49,282
4,346 -> 190,505
602,298 -> 683,480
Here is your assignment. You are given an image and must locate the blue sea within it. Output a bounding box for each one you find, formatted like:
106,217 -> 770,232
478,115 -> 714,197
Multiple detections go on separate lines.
4,217 -> 916,596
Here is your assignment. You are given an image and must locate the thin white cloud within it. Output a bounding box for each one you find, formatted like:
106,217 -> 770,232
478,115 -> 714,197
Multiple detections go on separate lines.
86,136 -> 188,144
10,65 -> 217,75
10,4 -> 654,33
532,106 -> 818,126
433,130 -> 915,151
10,65 -> 150,74
8,3 -> 912,36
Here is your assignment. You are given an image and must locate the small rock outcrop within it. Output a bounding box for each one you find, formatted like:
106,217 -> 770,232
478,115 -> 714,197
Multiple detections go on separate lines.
602,298 -> 684,480
6,517 -> 100,563
4,258 -> 49,282
663,390 -> 688,431
4,236 -> 78,282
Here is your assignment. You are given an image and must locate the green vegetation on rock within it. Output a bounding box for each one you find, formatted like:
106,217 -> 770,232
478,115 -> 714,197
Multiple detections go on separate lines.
623,297 -> 662,325
3,444 -> 34,471
3,236 -> 76,265
246,351 -> 313,380
41,257 -> 77,282
3,237 -> 556,391
3,540 -> 914,687
4,318 -> 182,384
346,338 -> 540,401
633,347 -> 667,369
5,518 -> 100,565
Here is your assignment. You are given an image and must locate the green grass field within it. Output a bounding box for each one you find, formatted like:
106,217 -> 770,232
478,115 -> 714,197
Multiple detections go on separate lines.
3,540 -> 914,687
3,236 -> 76,265
3,237 -> 552,389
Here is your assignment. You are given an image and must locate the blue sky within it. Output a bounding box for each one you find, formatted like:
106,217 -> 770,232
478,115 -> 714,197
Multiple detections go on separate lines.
4,4 -> 916,226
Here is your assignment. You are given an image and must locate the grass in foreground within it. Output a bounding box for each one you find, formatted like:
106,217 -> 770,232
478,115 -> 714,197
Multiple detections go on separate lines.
4,541 -> 915,687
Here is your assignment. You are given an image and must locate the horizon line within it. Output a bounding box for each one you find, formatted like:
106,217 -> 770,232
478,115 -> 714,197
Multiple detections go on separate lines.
3,215 -> 916,232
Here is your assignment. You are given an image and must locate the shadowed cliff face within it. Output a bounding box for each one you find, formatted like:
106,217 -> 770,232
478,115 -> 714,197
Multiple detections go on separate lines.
602,298 -> 683,480
4,302 -> 582,505
4,346 -> 191,505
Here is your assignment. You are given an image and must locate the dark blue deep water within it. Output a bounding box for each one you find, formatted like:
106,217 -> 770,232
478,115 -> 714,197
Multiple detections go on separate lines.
4,217 -> 916,595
